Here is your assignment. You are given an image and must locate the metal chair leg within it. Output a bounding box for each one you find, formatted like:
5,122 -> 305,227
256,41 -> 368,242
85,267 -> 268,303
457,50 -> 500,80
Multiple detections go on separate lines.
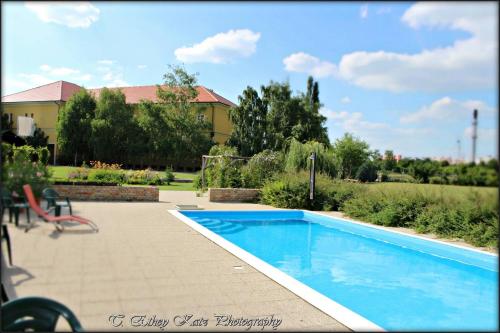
2,225 -> 12,265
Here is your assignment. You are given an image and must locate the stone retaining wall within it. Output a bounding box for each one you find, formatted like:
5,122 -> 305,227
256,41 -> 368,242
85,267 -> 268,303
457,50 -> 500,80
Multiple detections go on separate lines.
208,188 -> 260,202
52,185 -> 159,201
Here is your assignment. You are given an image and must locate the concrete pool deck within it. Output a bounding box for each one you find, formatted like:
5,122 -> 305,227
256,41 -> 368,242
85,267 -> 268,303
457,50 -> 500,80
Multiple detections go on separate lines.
1,191 -> 349,331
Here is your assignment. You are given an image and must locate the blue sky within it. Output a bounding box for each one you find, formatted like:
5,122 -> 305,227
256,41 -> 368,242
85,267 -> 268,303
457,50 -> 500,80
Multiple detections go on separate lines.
2,1 -> 498,161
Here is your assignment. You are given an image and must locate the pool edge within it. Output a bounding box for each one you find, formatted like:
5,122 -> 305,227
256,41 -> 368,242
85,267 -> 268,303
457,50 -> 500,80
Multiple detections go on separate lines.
307,210 -> 497,257
168,209 -> 385,332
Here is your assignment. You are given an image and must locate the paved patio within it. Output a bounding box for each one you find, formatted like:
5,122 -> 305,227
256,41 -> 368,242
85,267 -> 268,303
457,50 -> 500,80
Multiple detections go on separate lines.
1,191 -> 349,331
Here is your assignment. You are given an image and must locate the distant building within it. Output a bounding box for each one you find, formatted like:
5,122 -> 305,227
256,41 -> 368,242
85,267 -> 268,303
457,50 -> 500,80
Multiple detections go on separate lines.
2,81 -> 236,164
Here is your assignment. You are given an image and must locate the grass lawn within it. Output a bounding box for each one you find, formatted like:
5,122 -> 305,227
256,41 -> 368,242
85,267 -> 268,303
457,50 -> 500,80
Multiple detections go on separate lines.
368,182 -> 498,207
48,166 -> 197,191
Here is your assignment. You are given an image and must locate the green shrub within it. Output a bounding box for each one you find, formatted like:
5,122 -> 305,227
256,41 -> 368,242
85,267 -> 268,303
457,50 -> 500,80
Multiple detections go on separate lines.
204,145 -> 243,188
89,170 -> 126,184
126,168 -> 164,185
355,160 -> 378,182
241,150 -> 284,188
165,166 -> 175,185
68,168 -> 89,180
3,145 -> 52,198
261,171 -> 360,211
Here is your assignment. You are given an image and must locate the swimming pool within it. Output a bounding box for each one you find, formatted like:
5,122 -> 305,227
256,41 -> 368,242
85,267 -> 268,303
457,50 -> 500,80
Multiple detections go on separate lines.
170,210 -> 498,331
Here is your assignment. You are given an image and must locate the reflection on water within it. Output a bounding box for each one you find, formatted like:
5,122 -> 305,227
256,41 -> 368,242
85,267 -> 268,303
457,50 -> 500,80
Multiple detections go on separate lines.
194,216 -> 498,331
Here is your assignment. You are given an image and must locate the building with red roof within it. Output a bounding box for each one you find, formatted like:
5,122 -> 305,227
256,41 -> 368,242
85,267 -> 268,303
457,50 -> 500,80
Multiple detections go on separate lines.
2,81 -> 236,164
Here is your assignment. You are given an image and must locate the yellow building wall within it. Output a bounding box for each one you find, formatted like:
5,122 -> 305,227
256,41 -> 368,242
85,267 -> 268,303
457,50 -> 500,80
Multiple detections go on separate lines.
2,102 -> 60,145
201,103 -> 233,144
2,101 -> 234,147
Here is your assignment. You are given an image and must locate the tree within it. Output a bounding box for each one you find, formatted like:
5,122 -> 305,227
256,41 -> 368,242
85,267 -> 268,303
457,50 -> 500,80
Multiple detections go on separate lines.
56,88 -> 95,165
356,160 -> 379,182
383,150 -> 396,171
143,64 -> 213,166
262,80 -> 295,151
332,133 -> 371,179
227,86 -> 267,156
1,113 -> 12,133
261,78 -> 329,150
26,126 -> 49,148
300,76 -> 329,145
136,100 -> 174,165
91,88 -> 137,163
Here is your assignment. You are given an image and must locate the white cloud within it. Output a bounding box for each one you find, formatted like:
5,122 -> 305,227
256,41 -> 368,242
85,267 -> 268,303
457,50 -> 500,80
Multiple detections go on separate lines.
338,2 -> 498,92
100,64 -> 127,87
360,5 -> 368,19
464,126 -> 497,141
174,29 -> 261,64
400,97 -> 495,124
340,96 -> 351,104
40,64 -> 80,76
25,2 -> 100,28
137,65 -> 147,69
283,52 -> 337,78
321,107 -> 437,156
18,73 -> 53,86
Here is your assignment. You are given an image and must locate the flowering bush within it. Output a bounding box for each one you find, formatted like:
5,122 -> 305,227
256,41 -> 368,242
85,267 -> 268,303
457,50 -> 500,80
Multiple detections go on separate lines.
2,144 -> 52,198
68,168 -> 90,180
89,160 -> 122,170
126,168 -> 163,185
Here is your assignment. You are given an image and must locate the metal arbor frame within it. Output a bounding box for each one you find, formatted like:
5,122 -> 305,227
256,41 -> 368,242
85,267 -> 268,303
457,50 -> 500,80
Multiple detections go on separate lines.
200,154 -> 251,191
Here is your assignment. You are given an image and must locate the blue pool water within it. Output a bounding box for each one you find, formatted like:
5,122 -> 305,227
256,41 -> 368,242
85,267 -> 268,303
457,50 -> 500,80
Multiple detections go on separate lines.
180,210 -> 498,331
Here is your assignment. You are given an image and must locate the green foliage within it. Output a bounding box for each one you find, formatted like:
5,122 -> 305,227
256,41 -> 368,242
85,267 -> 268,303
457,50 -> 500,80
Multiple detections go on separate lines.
68,168 -> 90,180
2,144 -> 52,198
56,88 -> 95,165
126,168 -> 164,185
261,171 -> 363,211
91,88 -> 138,163
25,126 -> 49,148
285,139 -> 337,178
227,86 -> 267,156
241,150 -> 284,188
331,133 -> 371,179
1,112 -> 13,132
355,160 -> 379,182
203,145 -> 243,188
88,169 -> 126,184
137,65 -> 214,166
230,77 -> 330,153
382,150 -> 396,171
165,166 -> 175,185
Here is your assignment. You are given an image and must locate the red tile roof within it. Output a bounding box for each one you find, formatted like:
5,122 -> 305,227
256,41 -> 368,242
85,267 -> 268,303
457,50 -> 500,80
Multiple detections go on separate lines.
2,80 -> 236,107
2,81 -> 82,103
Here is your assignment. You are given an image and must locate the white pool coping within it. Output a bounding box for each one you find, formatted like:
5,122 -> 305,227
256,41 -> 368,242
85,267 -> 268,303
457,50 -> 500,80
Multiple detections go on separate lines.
168,209 -> 385,332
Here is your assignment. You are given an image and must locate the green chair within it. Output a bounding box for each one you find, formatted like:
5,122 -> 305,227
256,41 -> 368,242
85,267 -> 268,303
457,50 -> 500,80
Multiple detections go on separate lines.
42,188 -> 72,217
1,296 -> 84,332
1,188 -> 30,227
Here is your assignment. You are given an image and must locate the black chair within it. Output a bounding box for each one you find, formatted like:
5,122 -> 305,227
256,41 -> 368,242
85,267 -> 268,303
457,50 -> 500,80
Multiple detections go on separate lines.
1,296 -> 84,331
1,188 -> 30,227
42,188 -> 72,217
1,225 -> 12,266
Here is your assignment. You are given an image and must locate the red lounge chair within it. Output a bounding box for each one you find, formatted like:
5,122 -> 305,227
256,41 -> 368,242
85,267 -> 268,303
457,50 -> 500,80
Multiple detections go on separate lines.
22,185 -> 98,233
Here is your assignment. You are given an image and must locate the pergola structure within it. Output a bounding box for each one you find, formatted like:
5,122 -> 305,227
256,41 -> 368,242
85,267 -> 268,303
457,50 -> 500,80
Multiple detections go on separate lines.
200,154 -> 251,191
